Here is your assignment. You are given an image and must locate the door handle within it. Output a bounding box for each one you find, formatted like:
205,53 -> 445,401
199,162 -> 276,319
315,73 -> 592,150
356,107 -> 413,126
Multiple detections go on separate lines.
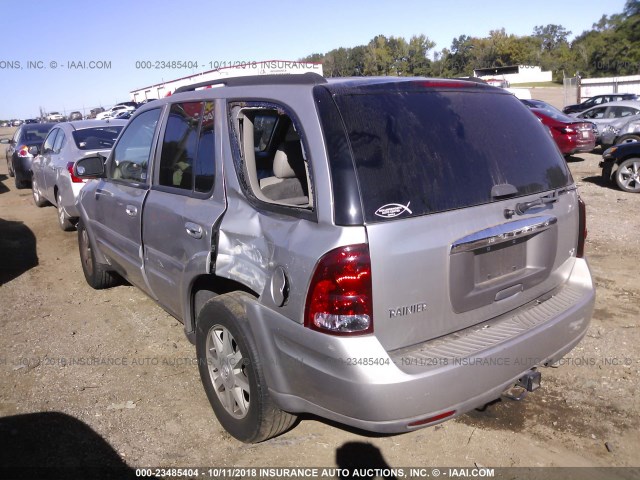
185,222 -> 203,239
125,205 -> 138,217
95,188 -> 112,197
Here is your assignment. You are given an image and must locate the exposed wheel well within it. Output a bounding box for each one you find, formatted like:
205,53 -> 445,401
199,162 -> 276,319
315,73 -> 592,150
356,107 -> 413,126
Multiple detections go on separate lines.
189,275 -> 258,337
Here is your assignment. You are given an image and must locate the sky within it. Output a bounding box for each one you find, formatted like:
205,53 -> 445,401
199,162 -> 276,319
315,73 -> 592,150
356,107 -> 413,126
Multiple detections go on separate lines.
0,0 -> 628,119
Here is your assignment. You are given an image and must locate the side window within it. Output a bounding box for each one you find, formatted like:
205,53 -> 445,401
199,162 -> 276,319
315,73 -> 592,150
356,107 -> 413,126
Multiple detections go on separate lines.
617,107 -> 638,117
593,97 -> 604,105
230,103 -> 312,209
53,131 -> 66,153
43,129 -> 58,153
194,102 -> 215,193
108,108 -> 161,183
159,102 -> 203,190
581,107 -> 606,119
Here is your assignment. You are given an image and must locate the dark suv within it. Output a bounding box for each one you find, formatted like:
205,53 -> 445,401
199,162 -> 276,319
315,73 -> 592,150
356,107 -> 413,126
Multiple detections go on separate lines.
73,74 -> 595,443
563,93 -> 638,114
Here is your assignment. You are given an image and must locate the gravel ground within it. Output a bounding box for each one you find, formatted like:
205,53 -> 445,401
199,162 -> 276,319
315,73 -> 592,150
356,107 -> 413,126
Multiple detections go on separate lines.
0,122 -> 639,477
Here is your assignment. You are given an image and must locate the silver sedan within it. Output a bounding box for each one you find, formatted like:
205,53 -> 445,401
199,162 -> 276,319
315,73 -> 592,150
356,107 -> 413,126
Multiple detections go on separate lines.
31,119 -> 126,230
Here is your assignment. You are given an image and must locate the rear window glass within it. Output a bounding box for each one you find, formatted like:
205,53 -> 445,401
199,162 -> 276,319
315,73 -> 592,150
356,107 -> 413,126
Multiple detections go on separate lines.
19,125 -> 52,143
72,126 -> 123,150
328,89 -> 571,223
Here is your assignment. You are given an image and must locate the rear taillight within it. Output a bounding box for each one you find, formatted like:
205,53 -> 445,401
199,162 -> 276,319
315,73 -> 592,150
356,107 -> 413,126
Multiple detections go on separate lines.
577,196 -> 587,258
67,162 -> 84,183
558,126 -> 576,134
18,145 -> 29,157
304,244 -> 373,335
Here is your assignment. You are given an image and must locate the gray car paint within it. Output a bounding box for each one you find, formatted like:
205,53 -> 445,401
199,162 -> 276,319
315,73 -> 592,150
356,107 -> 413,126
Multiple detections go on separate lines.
75,78 -> 596,433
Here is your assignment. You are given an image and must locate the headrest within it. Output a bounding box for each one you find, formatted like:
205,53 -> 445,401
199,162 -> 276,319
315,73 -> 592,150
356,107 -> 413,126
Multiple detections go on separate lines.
273,142 -> 303,179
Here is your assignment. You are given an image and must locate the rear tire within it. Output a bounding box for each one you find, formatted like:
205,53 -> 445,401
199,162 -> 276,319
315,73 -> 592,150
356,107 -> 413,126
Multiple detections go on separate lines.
57,191 -> 75,231
616,134 -> 640,145
32,177 -> 49,207
615,158 -> 640,193
77,219 -> 118,289
14,175 -> 28,189
196,292 -> 296,443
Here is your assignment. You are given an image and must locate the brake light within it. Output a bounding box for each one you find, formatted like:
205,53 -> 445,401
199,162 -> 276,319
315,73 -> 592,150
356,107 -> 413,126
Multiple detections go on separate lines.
558,126 -> 576,134
304,244 -> 373,335
577,196 -> 587,258
18,145 -> 30,157
67,162 -> 84,183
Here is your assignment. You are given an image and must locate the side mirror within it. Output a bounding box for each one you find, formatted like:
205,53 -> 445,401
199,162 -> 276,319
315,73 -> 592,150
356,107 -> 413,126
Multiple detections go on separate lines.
74,155 -> 106,179
29,145 -> 39,156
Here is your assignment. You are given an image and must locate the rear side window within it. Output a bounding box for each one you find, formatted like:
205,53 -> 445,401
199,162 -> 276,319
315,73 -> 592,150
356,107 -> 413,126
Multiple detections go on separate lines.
325,89 -> 571,223
158,101 -> 215,193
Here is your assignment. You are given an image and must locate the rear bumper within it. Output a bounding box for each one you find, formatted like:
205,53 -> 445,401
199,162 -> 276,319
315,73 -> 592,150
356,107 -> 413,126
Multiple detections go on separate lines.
248,258 -> 595,433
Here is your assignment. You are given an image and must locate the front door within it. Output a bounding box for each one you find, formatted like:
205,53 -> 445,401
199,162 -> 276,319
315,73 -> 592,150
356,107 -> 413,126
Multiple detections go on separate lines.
89,108 -> 163,292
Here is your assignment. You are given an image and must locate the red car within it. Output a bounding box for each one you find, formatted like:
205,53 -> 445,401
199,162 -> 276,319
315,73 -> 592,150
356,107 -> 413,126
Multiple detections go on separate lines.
522,99 -> 596,156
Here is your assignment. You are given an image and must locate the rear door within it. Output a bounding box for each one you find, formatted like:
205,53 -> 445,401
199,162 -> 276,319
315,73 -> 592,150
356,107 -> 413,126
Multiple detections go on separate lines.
142,101 -> 226,319
89,108 -> 162,291
328,86 -> 579,351
43,129 -> 66,199
32,128 -> 58,197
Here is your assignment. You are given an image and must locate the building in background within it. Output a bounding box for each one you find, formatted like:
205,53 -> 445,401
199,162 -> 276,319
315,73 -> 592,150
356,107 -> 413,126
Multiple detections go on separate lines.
473,65 -> 552,86
130,60 -> 323,102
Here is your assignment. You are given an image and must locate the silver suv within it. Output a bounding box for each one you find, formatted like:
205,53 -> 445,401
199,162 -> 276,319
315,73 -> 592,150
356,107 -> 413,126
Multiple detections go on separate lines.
73,74 -> 595,443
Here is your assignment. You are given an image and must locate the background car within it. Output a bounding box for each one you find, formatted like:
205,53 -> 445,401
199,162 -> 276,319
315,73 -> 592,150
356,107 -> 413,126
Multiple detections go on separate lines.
46,112 -> 64,122
563,93 -> 638,114
68,111 -> 83,121
31,119 -> 126,230
600,142 -> 640,193
24,119 -> 39,124
569,100 -> 640,142
86,107 -> 105,119
522,99 -> 596,156
96,104 -> 135,120
1,122 -> 54,188
600,117 -> 640,147
12,119 -> 23,127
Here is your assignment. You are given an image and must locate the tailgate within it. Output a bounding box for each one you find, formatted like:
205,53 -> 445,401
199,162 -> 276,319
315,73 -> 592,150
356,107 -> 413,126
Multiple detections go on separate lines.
367,191 -> 580,351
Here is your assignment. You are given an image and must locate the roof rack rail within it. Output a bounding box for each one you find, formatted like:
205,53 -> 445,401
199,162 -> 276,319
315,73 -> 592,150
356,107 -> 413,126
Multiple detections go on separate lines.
174,72 -> 327,93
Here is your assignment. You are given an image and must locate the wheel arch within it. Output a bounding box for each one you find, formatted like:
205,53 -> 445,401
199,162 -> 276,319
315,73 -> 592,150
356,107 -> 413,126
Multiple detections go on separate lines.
186,274 -> 259,343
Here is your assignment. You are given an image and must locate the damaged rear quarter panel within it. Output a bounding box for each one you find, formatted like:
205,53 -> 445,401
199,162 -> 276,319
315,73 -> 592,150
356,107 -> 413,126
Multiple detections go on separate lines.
214,91 -> 366,323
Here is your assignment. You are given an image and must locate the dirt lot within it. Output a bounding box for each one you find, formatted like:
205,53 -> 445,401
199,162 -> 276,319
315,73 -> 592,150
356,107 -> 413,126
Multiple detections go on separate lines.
0,120 -> 639,475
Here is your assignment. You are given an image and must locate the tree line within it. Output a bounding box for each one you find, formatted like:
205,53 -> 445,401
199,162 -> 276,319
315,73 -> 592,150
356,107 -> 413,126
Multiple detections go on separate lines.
300,0 -> 640,82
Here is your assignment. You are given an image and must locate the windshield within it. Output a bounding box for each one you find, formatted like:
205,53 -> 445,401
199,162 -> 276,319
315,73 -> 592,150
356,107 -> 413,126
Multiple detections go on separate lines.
72,126 -> 123,150
321,88 -> 571,223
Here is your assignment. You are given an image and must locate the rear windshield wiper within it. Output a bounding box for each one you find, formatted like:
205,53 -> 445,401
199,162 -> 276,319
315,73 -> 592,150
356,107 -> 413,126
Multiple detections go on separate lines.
504,186 -> 576,219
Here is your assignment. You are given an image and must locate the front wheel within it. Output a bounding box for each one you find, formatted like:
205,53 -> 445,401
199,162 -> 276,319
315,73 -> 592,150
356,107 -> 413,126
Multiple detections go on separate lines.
196,292 -> 296,443
615,158 -> 640,193
77,220 -> 118,289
